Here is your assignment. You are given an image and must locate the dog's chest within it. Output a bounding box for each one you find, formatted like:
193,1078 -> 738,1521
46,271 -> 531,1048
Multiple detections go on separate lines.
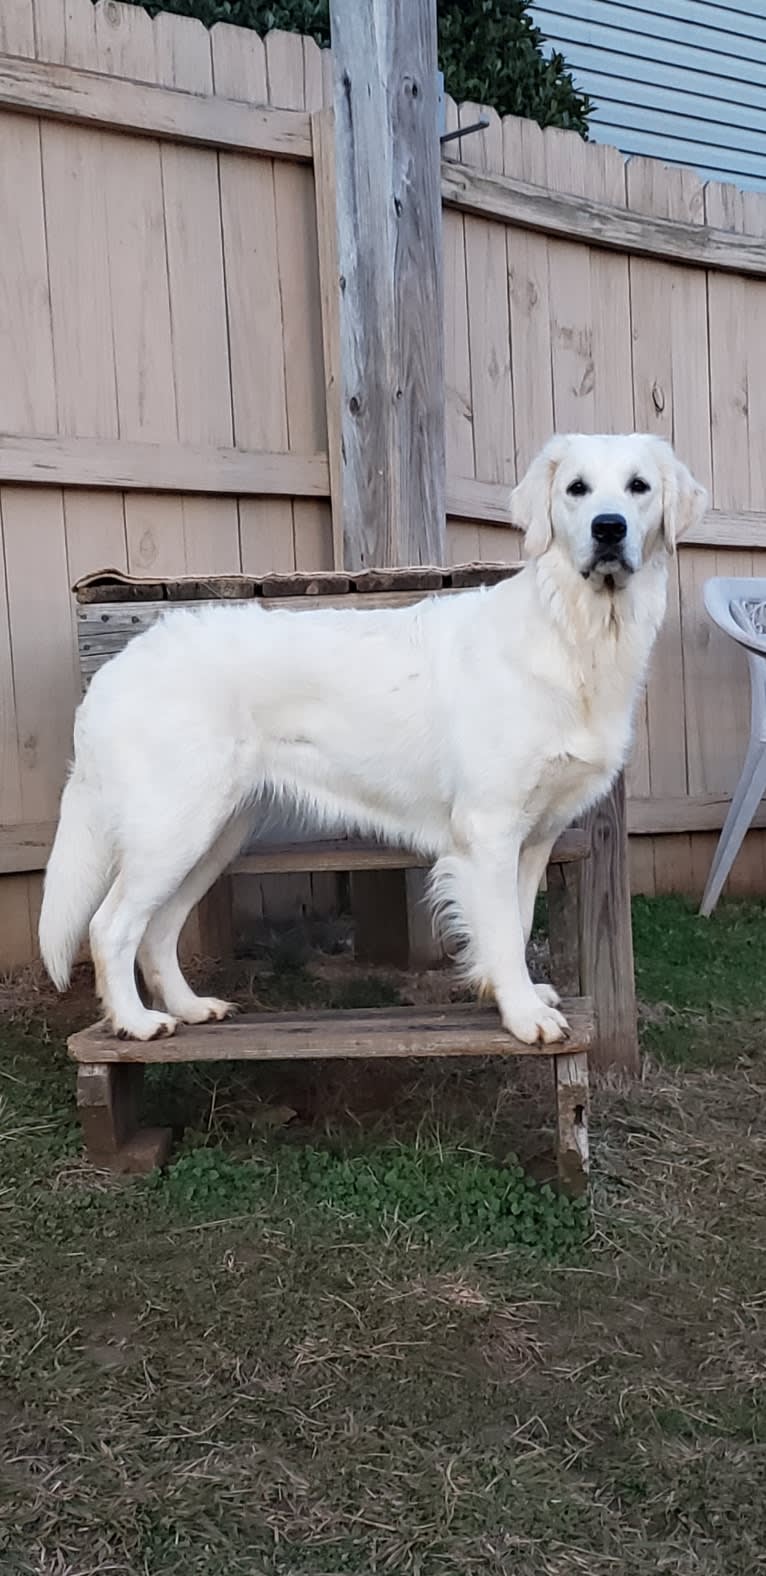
526,686 -> 631,832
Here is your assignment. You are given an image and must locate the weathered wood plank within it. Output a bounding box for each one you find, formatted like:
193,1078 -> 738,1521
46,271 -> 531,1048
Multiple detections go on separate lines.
0,435 -> 328,496
0,0 -> 35,57
441,157 -> 766,278
0,52 -> 313,159
76,1062 -> 172,1172
270,33 -> 334,636
554,1052 -> 589,1197
233,829 -> 590,875
212,21 -> 297,628
578,775 -> 639,1076
628,158 -> 699,895
461,107 -> 515,487
442,97 -> 475,488
330,0 -> 445,567
68,998 -> 595,1063
543,126 -> 595,433
16,796 -> 766,876
1,822 -> 588,877
312,106 -> 344,570
682,513 -> 766,549
627,795 -> 766,836
503,115 -> 554,480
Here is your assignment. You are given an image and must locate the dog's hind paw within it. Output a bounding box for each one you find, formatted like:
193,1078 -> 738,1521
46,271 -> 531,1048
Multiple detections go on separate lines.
178,997 -> 238,1025
115,1010 -> 178,1042
533,982 -> 560,1008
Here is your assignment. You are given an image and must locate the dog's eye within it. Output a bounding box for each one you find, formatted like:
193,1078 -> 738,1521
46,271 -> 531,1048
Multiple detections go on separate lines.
628,476 -> 650,495
566,478 -> 589,498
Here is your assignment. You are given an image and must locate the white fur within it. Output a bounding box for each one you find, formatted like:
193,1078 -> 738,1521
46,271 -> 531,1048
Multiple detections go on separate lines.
39,434 -> 707,1043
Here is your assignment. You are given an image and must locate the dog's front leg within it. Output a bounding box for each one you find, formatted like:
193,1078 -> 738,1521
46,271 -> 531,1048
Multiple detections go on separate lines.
518,837 -> 560,1009
449,818 -> 569,1046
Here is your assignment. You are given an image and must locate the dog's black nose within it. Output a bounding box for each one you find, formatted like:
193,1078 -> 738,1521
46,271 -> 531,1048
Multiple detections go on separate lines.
591,513 -> 627,546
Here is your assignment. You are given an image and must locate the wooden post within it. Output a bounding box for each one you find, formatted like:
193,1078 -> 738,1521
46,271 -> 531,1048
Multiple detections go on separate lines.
548,850 -> 590,1192
547,859 -> 582,999
76,1063 -> 172,1174
330,0 -> 446,963
578,774 -> 640,1075
554,1053 -> 590,1196
329,0 -> 446,566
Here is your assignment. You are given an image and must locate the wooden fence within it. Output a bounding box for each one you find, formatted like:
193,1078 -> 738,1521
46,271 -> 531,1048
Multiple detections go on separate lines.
1,0 -> 765,967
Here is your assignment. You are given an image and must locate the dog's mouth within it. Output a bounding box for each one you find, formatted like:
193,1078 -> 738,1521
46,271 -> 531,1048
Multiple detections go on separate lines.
581,550 -> 634,590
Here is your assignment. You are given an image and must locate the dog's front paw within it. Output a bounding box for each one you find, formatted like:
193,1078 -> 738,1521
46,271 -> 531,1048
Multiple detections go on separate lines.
499,994 -> 569,1046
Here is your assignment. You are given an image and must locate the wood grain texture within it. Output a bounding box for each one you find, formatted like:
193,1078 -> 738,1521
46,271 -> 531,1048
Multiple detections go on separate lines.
1,816 -> 588,878
441,157 -> 766,277
269,33 -> 331,596
232,829 -> 590,874
543,127 -> 595,433
578,775 -> 639,1076
546,861 -> 581,998
23,805 -> 766,875
555,1051 -> 589,1197
262,28 -> 329,921
461,106 -> 514,488
0,51 -> 312,157
442,97 -> 475,486
312,107 -> 344,570
0,0 -> 35,56
68,998 -> 595,1063
330,0 -> 445,568
0,435 -> 329,495
212,22 -> 296,590
629,159 -> 702,893
503,116 -> 553,479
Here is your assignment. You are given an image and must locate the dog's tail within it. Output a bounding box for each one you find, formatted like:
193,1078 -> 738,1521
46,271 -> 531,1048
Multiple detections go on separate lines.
38,771 -> 112,991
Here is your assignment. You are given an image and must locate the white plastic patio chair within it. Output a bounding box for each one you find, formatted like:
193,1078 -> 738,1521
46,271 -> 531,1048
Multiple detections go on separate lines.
699,577 -> 766,916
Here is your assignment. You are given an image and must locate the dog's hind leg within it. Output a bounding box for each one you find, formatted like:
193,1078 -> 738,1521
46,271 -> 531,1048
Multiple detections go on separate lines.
90,811 -> 247,1041
137,810 -> 252,1024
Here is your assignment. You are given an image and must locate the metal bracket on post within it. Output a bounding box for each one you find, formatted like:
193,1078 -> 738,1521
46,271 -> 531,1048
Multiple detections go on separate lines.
436,68 -> 489,146
440,118 -> 490,145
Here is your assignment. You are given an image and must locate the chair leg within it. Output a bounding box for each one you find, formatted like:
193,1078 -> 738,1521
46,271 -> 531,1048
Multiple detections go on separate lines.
700,742 -> 766,916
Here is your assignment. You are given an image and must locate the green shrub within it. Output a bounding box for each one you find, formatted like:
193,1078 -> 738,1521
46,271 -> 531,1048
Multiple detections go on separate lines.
114,0 -> 591,134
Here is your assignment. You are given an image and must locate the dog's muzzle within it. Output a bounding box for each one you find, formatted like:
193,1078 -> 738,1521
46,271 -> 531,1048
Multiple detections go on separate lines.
583,512 -> 633,587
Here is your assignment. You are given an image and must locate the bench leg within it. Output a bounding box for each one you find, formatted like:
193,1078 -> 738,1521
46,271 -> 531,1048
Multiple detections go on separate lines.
554,1051 -> 589,1196
196,872 -> 235,959
546,859 -> 581,997
351,869 -> 443,968
76,1063 -> 172,1174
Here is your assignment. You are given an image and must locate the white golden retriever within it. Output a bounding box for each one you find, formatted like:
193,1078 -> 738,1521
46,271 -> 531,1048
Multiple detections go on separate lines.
40,434 -> 706,1044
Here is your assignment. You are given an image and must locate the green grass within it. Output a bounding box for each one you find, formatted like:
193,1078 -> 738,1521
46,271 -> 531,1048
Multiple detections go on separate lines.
2,899 -> 766,1573
156,1141 -> 588,1257
632,895 -> 766,1066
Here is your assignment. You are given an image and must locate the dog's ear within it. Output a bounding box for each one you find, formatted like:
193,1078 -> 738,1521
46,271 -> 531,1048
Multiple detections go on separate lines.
659,446 -> 708,555
511,437 -> 568,559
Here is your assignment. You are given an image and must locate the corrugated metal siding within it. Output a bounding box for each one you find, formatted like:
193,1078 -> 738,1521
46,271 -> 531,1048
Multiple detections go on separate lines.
533,0 -> 766,190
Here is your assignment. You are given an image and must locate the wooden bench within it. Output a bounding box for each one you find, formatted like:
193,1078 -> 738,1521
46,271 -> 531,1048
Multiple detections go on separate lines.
67,822 -> 593,1194
65,563 -> 639,1194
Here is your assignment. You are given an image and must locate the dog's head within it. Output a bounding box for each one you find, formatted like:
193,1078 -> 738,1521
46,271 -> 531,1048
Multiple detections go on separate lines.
511,434 -> 708,590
